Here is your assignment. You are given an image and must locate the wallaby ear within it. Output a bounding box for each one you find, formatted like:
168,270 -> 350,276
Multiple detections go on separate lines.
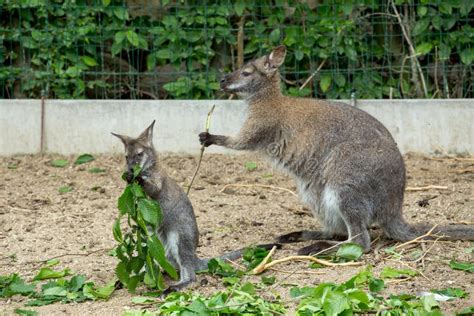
111,132 -> 130,145
264,45 -> 287,73
138,120 -> 155,147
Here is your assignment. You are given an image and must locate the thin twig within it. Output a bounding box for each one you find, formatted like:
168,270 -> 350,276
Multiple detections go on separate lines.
186,104 -> 216,195
268,267 -> 324,275
253,255 -> 361,275
405,185 -> 448,192
395,224 -> 439,249
299,59 -> 327,91
252,246 -> 277,274
220,184 -> 298,197
23,248 -> 112,266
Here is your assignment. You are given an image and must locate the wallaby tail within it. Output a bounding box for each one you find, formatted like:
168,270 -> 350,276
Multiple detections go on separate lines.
382,216 -> 474,242
195,243 -> 281,271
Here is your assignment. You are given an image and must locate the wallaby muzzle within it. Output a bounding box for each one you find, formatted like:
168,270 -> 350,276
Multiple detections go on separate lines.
220,73 -> 234,92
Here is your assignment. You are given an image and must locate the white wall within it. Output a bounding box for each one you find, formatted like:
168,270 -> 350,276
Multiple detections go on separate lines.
0,99 -> 472,155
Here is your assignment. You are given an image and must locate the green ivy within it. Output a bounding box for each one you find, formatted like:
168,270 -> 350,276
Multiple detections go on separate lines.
0,1 -> 472,99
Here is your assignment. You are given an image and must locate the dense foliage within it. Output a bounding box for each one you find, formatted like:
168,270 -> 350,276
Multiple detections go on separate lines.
0,0 -> 472,99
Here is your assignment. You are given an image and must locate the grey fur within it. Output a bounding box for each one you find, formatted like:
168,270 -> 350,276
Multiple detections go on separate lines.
113,121 -> 277,291
199,45 -> 474,255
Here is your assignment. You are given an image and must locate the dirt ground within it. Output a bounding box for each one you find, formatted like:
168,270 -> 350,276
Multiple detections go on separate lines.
0,152 -> 473,315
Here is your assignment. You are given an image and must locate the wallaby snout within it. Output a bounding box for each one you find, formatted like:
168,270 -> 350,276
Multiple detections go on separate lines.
219,73 -> 234,92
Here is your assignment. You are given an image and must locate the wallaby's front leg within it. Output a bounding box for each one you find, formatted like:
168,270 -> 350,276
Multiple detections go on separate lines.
139,174 -> 163,199
199,120 -> 267,151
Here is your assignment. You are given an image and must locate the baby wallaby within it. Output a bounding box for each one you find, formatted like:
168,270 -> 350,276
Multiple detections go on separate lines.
199,45 -> 474,255
113,121 -> 278,291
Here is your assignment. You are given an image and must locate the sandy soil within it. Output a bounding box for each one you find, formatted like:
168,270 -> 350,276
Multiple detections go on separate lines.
0,153 -> 473,315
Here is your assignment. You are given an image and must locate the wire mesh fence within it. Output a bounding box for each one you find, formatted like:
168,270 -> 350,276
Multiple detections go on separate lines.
0,0 -> 473,100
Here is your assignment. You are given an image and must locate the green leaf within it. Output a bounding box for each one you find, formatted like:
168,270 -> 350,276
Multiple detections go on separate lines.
457,306 -> 474,315
269,28 -> 280,44
244,161 -> 257,171
368,278 -> 384,292
416,42 -> 433,55
33,267 -> 71,281
115,31 -> 126,44
102,0 -> 111,7
380,267 -> 418,279
115,261 -> 129,286
68,275 -> 86,292
127,30 -> 140,47
460,48 -> 474,65
118,186 -> 135,216
335,243 -> 363,261
112,218 -> 123,243
75,154 -> 95,165
320,75 -> 331,93
14,309 -> 38,316
88,167 -> 106,173
147,235 -> 178,280
261,275 -> 276,285
412,18 -> 430,36
138,199 -> 161,226
42,286 -> 68,296
113,7 -> 129,21
81,56 -> 98,67
45,259 -> 60,267
146,54 -> 156,71
449,259 -> 474,273
243,246 -> 270,270
431,287 -> 468,299
83,280 -> 115,300
9,280 -> 36,295
155,49 -> 172,60
131,296 -> 155,304
51,159 -> 68,168
421,294 -> 439,312
130,183 -> 145,198
417,6 -> 428,16
234,0 -> 245,16
58,186 -> 73,194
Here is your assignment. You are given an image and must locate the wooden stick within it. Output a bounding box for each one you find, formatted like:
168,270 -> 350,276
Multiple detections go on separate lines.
395,224 -> 439,249
220,183 -> 298,197
186,104 -> 216,195
299,59 -> 327,91
253,255 -> 361,275
405,185 -> 448,192
252,246 -> 277,274
268,267 -> 325,275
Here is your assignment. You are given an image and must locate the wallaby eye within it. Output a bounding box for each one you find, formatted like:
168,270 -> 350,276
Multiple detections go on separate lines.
242,71 -> 252,77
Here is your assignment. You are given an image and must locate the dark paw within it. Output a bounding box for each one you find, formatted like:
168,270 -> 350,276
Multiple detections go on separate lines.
198,132 -> 214,147
257,243 -> 282,250
277,231 -> 304,243
297,241 -> 333,255
124,171 -> 134,184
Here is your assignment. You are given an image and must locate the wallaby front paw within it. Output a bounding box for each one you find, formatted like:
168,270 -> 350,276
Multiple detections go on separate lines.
124,171 -> 134,184
199,132 -> 214,147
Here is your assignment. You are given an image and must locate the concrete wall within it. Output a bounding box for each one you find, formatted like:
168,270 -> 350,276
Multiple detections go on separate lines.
0,99 -> 472,155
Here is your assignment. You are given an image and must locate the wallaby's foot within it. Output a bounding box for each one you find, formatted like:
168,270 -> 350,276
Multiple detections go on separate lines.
256,243 -> 282,250
163,280 -> 193,294
277,230 -> 342,243
297,240 -> 337,255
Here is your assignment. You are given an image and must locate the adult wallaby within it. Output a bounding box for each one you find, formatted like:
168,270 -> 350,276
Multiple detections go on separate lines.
199,45 -> 474,255
113,121 -> 278,291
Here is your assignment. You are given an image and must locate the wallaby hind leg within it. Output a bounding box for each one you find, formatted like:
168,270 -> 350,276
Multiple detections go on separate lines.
297,226 -> 371,255
277,230 -> 346,244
